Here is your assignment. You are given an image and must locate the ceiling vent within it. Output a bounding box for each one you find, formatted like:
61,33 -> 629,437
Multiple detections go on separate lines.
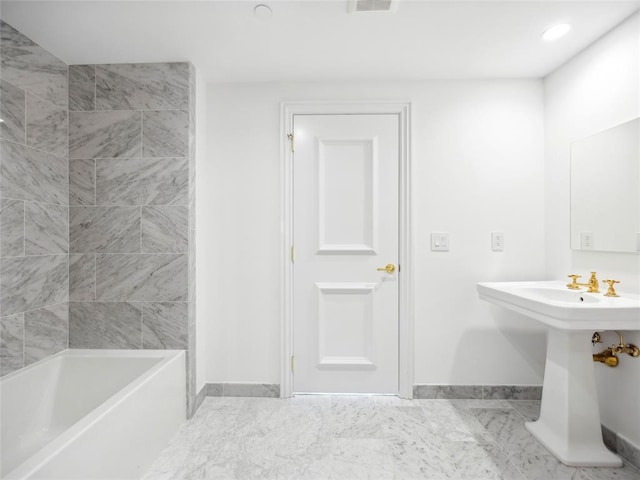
348,0 -> 398,13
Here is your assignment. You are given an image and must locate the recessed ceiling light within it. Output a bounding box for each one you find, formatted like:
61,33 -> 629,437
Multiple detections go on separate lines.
541,23 -> 572,42
254,4 -> 273,19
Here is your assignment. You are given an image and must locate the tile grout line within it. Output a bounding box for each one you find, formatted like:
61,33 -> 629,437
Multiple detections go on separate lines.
94,254 -> 97,303
1,300 -> 72,319
2,137 -> 68,159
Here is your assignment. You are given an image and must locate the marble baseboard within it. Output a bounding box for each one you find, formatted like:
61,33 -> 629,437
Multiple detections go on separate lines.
602,424 -> 640,470
205,383 -> 280,398
413,384 -> 542,400
193,384 -> 207,417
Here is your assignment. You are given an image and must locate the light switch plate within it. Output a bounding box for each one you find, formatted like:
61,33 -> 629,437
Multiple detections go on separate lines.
431,233 -> 450,252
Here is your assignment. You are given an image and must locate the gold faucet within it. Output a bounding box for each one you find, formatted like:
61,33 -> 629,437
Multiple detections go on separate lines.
602,279 -> 620,297
567,272 -> 599,293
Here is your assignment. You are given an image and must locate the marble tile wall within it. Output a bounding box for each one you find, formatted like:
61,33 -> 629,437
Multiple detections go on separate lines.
0,20 -> 69,376
67,62 -> 196,415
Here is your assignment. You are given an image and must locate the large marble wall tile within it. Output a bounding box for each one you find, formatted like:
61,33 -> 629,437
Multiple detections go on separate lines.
142,206 -> 188,253
69,65 -> 95,111
69,111 -> 142,159
24,303 -> 68,365
69,159 -> 95,205
96,63 -> 189,111
25,94 -> 68,156
0,198 -> 24,257
96,158 -> 188,205
142,110 -> 188,157
0,79 -> 26,142
96,253 -> 187,301
24,202 -> 68,255
69,253 -> 95,301
142,302 -> 188,349
0,140 -> 68,204
69,206 -> 140,253
0,313 -> 24,375
0,21 -> 68,107
69,302 -> 142,349
0,254 -> 68,316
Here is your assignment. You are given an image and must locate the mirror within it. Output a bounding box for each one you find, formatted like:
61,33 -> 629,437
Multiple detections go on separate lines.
570,118 -> 640,253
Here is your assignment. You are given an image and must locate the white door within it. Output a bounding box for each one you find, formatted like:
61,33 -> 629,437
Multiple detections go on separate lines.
293,114 -> 399,394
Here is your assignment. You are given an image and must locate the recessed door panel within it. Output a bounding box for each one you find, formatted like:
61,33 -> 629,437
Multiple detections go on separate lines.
317,139 -> 377,254
316,282 -> 376,368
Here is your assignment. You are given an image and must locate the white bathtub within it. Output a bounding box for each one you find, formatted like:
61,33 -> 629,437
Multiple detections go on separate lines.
0,349 -> 186,479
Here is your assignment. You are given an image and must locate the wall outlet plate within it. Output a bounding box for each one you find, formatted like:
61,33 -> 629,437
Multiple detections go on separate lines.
431,233 -> 450,252
491,232 -> 504,251
580,231 -> 594,250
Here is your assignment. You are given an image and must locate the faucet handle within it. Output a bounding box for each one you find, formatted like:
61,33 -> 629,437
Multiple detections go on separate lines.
567,274 -> 581,290
602,279 -> 620,297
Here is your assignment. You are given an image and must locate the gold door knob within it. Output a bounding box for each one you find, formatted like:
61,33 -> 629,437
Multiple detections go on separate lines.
376,264 -> 396,274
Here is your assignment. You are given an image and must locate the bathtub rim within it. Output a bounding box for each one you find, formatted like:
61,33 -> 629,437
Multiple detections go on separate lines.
2,349 -> 186,480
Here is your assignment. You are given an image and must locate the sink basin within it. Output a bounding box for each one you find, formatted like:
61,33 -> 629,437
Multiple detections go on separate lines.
477,280 -> 640,330
515,287 -> 600,304
477,280 -> 640,468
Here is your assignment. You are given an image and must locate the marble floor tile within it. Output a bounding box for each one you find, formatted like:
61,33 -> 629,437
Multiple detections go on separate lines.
144,397 -> 636,480
581,463 -> 640,480
507,400 -> 541,422
445,442 -> 525,480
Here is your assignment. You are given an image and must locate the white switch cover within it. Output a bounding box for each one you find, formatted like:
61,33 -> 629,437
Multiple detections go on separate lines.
580,232 -> 594,250
431,233 -> 450,252
491,232 -> 504,251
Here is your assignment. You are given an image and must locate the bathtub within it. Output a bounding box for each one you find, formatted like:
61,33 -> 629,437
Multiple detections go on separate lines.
1,349 -> 186,479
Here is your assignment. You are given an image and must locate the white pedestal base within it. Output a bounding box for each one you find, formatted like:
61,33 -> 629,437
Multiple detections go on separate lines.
528,328 -> 622,467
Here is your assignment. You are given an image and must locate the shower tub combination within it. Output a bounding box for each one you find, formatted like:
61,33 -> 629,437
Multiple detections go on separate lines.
1,349 -> 185,479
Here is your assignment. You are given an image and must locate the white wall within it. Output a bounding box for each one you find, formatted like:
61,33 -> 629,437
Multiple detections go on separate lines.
201,79 -> 547,387
544,12 -> 640,447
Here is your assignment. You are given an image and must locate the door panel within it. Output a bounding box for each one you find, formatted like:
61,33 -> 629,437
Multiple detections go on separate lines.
293,114 -> 399,394
317,138 -> 377,253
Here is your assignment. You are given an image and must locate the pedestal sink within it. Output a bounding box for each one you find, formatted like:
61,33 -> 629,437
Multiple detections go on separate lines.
477,280 -> 640,467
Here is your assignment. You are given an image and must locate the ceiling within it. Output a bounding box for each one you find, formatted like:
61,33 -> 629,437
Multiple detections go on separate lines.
1,0 -> 639,83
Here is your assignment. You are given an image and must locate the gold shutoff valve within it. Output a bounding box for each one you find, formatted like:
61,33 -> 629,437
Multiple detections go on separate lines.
376,264 -> 396,274
592,331 -> 639,368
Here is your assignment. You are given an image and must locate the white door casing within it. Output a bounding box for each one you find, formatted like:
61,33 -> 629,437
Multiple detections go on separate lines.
293,114 -> 399,394
280,102 -> 412,398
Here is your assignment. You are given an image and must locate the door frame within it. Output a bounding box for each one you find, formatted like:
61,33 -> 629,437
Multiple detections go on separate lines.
280,101 -> 413,398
